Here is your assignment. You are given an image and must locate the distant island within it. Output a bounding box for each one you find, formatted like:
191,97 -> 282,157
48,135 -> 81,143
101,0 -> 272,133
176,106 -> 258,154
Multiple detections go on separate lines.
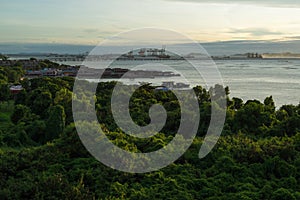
116,47 -> 184,60
212,52 -> 300,60
3,51 -> 300,62
261,52 -> 300,59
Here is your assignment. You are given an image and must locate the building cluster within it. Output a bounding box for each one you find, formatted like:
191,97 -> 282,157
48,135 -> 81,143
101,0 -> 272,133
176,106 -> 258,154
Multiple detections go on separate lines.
154,81 -> 190,91
162,81 -> 190,89
9,85 -> 23,95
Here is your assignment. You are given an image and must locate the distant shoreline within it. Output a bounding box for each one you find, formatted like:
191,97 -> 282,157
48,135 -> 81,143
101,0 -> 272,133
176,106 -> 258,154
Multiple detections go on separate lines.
5,53 -> 300,61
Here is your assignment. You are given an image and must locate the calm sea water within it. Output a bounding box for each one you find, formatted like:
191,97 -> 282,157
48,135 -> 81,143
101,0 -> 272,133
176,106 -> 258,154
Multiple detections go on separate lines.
64,59 -> 300,107
6,41 -> 299,107
216,59 -> 300,107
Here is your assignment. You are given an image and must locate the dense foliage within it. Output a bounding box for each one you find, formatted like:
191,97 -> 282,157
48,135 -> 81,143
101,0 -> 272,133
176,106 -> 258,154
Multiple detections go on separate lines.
0,64 -> 299,199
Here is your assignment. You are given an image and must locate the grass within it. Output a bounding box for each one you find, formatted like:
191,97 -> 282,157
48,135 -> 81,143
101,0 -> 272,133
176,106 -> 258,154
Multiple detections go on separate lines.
0,101 -> 14,132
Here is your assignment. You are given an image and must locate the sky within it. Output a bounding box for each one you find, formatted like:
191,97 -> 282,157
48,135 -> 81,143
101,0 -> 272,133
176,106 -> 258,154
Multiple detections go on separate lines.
1,0 -> 300,44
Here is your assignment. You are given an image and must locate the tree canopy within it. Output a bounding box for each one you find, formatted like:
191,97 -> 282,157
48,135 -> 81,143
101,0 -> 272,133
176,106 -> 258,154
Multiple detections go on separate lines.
0,68 -> 299,199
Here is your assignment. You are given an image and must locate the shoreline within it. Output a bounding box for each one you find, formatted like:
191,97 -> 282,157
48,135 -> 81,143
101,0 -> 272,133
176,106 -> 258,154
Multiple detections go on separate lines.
4,53 -> 300,62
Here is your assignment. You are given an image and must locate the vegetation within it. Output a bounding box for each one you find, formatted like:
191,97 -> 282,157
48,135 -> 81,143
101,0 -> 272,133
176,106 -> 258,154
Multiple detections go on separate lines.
0,63 -> 299,199
0,54 -> 8,61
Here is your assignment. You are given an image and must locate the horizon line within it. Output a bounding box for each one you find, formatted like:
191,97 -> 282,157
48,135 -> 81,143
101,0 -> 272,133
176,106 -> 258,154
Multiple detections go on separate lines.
1,38 -> 300,46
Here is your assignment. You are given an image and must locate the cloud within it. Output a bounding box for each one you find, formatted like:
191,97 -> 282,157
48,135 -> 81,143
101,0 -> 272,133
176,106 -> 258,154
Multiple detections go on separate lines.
164,0 -> 300,8
228,28 -> 284,37
284,36 -> 300,40
83,28 -> 99,33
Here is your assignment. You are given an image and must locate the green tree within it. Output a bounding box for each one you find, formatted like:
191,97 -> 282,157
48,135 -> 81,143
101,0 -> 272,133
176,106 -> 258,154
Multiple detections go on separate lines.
0,84 -> 10,103
45,105 -> 66,141
11,104 -> 32,124
0,54 -> 8,61
271,188 -> 296,200
232,97 -> 243,110
54,88 -> 73,124
25,120 -> 47,144
264,96 -> 276,113
28,89 -> 52,117
234,100 -> 273,134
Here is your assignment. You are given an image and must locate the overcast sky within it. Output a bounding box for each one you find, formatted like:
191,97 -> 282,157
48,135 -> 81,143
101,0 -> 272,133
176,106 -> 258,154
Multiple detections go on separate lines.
1,0 -> 300,44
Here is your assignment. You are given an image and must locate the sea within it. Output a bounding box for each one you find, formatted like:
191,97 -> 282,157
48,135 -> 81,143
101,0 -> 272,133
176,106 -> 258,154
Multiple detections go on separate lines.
54,59 -> 300,108
3,41 -> 300,107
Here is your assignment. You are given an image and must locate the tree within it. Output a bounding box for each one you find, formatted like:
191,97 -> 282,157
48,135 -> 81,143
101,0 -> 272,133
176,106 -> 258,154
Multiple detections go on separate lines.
271,188 -> 296,200
232,97 -> 243,110
0,54 -> 8,61
0,84 -> 10,103
234,100 -> 273,134
54,88 -> 73,124
264,96 -> 275,113
11,104 -> 32,124
45,105 -> 66,141
193,85 -> 210,104
7,70 -> 18,83
25,120 -> 47,144
28,89 -> 52,117
14,90 -> 27,105
0,68 -> 8,84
